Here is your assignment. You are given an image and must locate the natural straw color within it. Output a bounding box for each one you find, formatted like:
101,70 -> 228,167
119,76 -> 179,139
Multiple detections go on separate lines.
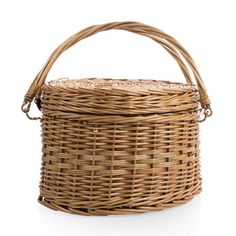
43,78 -> 199,116
22,22 -> 212,215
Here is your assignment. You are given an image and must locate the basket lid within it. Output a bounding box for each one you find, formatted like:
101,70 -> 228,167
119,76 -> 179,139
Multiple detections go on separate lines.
41,78 -> 199,116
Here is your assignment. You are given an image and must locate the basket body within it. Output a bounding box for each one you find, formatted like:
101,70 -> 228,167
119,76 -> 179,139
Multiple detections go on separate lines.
38,79 -> 201,215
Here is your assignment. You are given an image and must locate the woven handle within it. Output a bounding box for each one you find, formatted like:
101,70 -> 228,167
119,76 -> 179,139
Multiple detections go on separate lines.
22,21 -> 212,120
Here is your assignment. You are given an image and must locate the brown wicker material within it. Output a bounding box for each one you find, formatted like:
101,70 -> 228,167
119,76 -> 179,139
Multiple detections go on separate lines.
22,22 -> 212,216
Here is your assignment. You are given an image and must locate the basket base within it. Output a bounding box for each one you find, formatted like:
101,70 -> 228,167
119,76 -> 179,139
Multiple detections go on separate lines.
38,189 -> 201,216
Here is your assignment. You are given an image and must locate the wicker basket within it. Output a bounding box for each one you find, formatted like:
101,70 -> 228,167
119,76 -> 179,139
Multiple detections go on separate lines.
22,22 -> 212,216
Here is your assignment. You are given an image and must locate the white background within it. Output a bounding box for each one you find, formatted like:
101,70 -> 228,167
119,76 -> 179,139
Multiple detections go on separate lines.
0,0 -> 235,235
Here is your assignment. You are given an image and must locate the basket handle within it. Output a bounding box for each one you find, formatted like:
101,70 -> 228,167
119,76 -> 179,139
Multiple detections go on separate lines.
22,21 -> 212,120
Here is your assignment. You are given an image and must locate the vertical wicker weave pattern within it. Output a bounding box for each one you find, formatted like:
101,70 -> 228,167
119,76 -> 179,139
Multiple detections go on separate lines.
22,22 -> 212,216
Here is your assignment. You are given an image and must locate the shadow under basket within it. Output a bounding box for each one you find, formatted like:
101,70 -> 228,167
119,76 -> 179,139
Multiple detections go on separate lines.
22,22 -> 212,216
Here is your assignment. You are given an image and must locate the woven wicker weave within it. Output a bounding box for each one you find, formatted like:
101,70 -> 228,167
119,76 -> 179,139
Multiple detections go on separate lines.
22,22 -> 212,216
